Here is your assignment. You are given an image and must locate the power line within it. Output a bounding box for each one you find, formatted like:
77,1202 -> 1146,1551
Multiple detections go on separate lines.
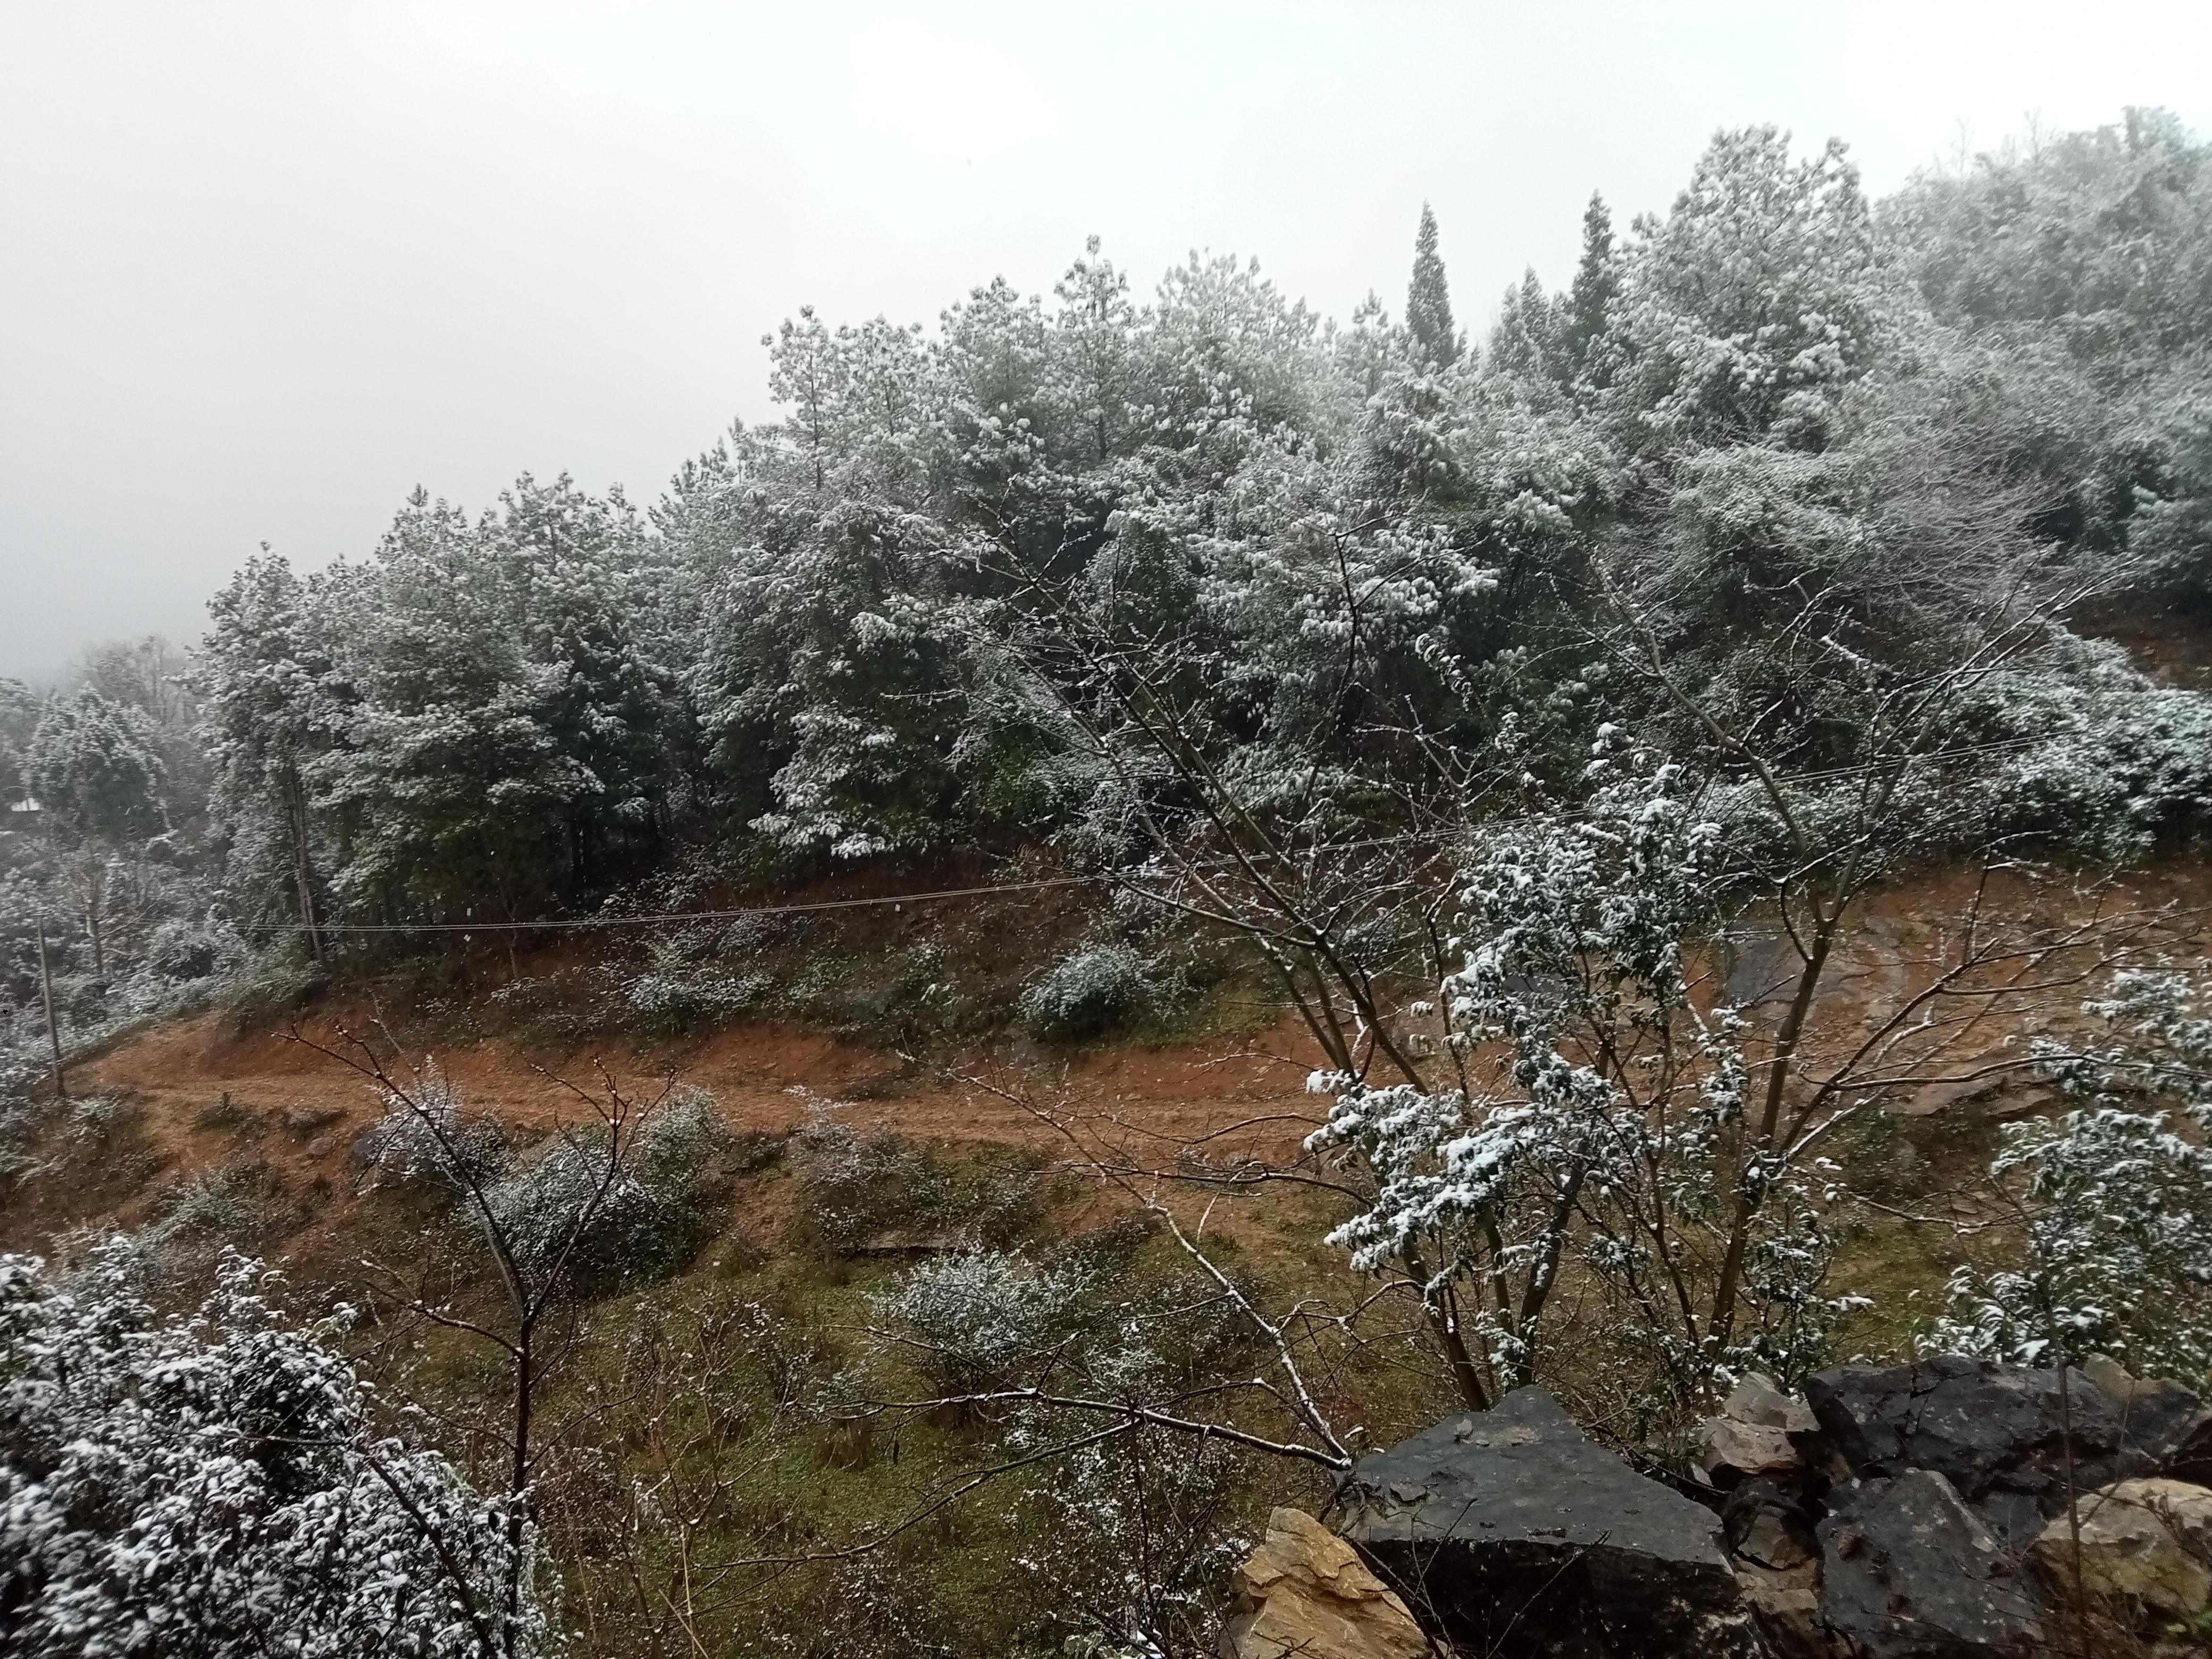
233,875 -> 1110,936
226,733 -> 2055,936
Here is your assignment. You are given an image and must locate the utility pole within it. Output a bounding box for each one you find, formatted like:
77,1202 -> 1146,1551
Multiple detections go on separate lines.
36,919 -> 65,1100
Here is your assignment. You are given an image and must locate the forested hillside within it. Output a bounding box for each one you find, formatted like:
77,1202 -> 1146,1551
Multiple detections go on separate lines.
5,113 -> 2212,1659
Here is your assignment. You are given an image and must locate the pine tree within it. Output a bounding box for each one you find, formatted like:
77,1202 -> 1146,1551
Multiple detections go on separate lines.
1406,203 -> 1460,366
197,550 -> 345,957
1561,191 -> 1619,379
23,692 -> 166,844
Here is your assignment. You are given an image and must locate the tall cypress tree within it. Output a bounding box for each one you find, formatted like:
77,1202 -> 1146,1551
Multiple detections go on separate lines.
1406,203 -> 1460,366
1562,191 -> 1619,379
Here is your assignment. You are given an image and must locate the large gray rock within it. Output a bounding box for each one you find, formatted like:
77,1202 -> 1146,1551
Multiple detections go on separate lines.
1816,1470 -> 2046,1658
1804,1355 -> 2178,1545
1332,1388 -> 1761,1659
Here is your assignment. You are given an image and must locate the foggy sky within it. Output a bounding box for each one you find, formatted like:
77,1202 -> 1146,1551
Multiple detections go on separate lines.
4,1 -> 2208,684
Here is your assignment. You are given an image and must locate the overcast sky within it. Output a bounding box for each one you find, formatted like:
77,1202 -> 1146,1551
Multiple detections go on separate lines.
3,1 -> 2208,684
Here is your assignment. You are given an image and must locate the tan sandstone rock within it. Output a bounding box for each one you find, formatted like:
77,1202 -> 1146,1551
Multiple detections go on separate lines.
2106,1477 -> 2212,1569
2031,1481 -> 2212,1620
1220,1507 -> 1431,1659
1695,1415 -> 1802,1486
1725,1371 -> 1820,1435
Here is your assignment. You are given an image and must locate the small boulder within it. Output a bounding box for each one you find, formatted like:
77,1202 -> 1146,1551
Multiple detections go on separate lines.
2082,1356 -> 2212,1485
1816,1469 -> 2045,1658
1732,1560 -> 1836,1659
1724,1481 -> 1838,1658
1727,1371 -> 1820,1434
1695,1415 -> 1801,1488
1218,1507 -> 1430,1659
2116,1477 -> 2212,1565
2030,1482 -> 2212,1622
1724,1478 -> 1819,1572
1334,1388 -> 1761,1658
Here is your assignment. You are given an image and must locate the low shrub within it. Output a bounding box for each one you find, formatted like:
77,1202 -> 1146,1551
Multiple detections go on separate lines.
485,1085 -> 734,1291
872,1249 -> 1089,1394
792,1104 -> 946,1252
1019,943 -> 1153,1042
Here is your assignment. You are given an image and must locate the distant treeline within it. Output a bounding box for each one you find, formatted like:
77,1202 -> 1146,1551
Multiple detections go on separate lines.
11,112 -> 2211,943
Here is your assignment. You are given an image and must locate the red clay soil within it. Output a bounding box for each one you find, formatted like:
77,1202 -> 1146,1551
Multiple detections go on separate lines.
42,857 -> 2212,1264
74,1002 -> 1335,1196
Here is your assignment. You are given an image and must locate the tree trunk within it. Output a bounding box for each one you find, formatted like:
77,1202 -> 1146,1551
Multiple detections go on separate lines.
503,1325 -> 534,1659
282,767 -> 323,963
1708,918 -> 1836,1360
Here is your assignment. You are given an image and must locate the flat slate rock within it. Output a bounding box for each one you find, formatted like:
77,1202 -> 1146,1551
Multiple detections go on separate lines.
1334,1387 -> 1759,1659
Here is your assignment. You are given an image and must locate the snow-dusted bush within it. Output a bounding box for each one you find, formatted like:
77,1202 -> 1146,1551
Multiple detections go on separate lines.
1934,970 -> 2212,1382
0,1241 -> 546,1657
1019,942 -> 1152,1041
357,1063 -> 509,1191
616,933 -> 771,1034
152,1159 -> 278,1243
1011,1426 -> 1246,1659
792,1104 -> 944,1251
484,1085 -> 731,1288
872,1249 -> 1087,1394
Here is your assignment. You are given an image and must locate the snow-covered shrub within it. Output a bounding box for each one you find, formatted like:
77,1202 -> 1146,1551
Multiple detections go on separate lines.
0,1053 -> 54,1182
152,1159 -> 279,1243
1933,970 -> 2212,1382
792,1104 -> 944,1251
872,1249 -> 1087,1394
1010,1425 -> 1246,1659
0,1241 -> 546,1657
1962,637 -> 2212,862
1019,942 -> 1152,1041
617,933 -> 771,1034
484,1085 -> 731,1289
64,1089 -> 139,1147
356,1063 -> 509,1191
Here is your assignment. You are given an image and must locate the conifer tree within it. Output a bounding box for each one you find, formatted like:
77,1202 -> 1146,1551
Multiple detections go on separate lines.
1561,191 -> 1619,379
1406,202 -> 1460,366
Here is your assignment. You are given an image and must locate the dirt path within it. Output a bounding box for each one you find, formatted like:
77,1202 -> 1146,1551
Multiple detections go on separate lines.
76,1004 -> 1334,1189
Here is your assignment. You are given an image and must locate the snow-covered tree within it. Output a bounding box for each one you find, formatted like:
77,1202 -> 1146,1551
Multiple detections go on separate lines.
1307,743 -> 1855,1412
1405,203 -> 1460,367
0,1241 -> 546,1657
22,692 -> 166,846
1559,191 -> 1621,386
1935,970 -> 2212,1384
306,476 -> 670,918
196,551 -> 349,956
1608,127 -> 1890,450
303,1029 -> 731,1622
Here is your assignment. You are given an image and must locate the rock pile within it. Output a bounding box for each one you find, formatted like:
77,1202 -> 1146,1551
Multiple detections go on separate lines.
1219,1357 -> 2212,1659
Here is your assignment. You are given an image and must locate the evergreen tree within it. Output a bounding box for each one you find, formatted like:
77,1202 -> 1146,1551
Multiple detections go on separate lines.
1406,202 -> 1460,366
197,550 -> 350,956
23,692 -> 166,844
0,676 -> 36,805
1486,269 -> 1560,387
1561,191 -> 1620,380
